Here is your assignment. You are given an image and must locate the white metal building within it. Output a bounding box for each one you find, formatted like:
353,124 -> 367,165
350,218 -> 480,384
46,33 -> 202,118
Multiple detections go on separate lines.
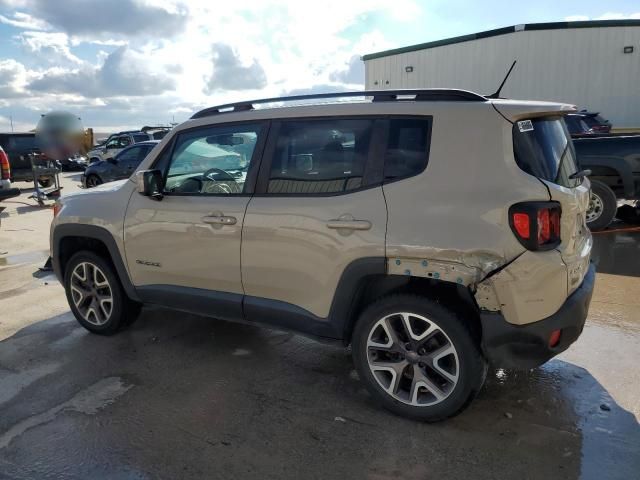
363,20 -> 640,128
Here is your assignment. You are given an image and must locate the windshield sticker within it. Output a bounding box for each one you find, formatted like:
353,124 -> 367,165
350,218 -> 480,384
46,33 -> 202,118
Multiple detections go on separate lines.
518,120 -> 534,132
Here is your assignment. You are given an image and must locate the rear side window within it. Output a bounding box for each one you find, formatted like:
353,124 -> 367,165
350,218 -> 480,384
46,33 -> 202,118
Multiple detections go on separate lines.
133,134 -> 149,143
267,119 -> 373,194
5,136 -> 39,150
384,118 -> 430,180
513,117 -> 581,188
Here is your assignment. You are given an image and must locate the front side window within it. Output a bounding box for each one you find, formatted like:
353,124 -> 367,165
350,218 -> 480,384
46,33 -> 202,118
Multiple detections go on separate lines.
513,117 -> 581,188
267,119 -> 373,194
164,123 -> 261,195
116,146 -> 142,165
106,137 -> 121,149
384,118 -> 430,180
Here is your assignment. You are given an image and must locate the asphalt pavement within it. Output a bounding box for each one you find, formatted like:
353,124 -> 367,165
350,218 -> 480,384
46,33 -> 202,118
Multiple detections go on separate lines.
0,173 -> 638,479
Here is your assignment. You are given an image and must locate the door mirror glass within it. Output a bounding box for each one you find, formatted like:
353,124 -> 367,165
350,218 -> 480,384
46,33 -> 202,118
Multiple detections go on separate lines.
136,169 -> 164,200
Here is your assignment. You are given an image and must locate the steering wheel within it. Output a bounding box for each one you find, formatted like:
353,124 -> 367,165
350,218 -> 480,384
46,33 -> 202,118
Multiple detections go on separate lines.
201,168 -> 241,194
203,168 -> 237,182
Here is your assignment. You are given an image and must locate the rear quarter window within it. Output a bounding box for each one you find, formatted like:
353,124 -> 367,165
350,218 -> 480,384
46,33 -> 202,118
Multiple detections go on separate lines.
384,118 -> 431,181
513,117 -> 581,188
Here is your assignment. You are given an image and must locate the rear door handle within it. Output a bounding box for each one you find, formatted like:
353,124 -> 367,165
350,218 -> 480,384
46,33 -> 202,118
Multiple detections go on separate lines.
202,215 -> 237,225
327,218 -> 371,230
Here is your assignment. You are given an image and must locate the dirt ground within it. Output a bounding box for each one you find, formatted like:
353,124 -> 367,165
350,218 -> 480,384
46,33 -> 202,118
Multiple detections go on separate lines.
0,173 -> 639,479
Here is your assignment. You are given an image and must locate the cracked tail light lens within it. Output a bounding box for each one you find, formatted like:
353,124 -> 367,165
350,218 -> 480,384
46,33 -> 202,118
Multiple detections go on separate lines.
509,202 -> 561,251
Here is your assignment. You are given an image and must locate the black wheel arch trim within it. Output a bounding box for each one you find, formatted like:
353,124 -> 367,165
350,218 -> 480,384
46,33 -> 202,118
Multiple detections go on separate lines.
52,224 -> 140,302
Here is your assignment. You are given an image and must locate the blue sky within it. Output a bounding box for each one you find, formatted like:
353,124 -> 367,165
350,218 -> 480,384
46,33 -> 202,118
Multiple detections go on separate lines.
0,0 -> 639,131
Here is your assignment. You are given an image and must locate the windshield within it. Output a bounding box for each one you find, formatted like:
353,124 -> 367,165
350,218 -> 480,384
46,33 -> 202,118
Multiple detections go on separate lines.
512,117 -> 581,188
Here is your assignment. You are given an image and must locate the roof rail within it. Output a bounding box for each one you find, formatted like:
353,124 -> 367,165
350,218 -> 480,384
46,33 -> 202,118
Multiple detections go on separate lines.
191,89 -> 486,119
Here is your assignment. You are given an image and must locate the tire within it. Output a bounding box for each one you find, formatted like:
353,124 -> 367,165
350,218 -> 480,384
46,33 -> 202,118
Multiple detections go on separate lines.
38,177 -> 53,188
64,251 -> 141,335
85,174 -> 103,188
352,294 -> 487,421
586,180 -> 617,231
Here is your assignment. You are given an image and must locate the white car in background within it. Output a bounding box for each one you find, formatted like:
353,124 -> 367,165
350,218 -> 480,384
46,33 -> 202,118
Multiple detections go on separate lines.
87,131 -> 152,164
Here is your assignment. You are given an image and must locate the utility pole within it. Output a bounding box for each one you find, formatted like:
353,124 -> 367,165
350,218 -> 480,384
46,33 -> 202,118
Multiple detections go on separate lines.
9,115 -> 14,132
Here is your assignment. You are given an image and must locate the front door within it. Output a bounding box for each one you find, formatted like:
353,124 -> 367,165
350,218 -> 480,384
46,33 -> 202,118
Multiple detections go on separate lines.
124,121 -> 267,317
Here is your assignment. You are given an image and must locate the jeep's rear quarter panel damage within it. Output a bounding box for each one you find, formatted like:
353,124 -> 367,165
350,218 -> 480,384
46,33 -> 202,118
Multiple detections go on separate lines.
475,250 -> 568,325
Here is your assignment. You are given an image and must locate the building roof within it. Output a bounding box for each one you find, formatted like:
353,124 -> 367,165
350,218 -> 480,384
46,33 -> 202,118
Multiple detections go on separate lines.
362,19 -> 640,61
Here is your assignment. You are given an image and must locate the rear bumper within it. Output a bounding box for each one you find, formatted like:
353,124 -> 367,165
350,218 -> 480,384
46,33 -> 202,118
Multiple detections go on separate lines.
479,264 -> 595,369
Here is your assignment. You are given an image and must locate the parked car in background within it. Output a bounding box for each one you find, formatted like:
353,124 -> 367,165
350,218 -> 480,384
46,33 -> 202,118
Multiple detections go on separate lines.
87,131 -> 152,164
141,126 -> 172,140
82,141 -> 158,188
578,110 -> 612,133
574,135 -> 640,230
51,89 -> 594,421
0,145 -> 20,202
566,111 -> 612,137
0,132 -> 56,186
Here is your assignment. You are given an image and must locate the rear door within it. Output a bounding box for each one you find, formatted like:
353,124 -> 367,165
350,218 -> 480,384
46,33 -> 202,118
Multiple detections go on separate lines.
241,117 -> 387,332
512,117 -> 592,293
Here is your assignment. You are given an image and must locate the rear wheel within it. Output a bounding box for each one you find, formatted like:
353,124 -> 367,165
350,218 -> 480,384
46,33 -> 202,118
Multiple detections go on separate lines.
64,251 -> 140,335
352,294 -> 487,421
586,180 -> 617,231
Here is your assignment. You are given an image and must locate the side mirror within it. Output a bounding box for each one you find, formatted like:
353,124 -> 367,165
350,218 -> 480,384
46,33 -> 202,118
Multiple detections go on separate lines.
136,169 -> 164,200
106,157 -> 117,164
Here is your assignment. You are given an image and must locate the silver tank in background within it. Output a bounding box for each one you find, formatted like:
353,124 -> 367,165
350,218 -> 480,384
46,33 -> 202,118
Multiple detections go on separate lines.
35,111 -> 84,161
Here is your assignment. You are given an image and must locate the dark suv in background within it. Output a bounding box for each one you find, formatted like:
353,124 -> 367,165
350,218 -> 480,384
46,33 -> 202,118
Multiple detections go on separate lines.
566,111 -> 612,136
0,132 -> 55,186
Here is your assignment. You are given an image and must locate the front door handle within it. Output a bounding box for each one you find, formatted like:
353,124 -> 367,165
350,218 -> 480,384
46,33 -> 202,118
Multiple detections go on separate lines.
202,215 -> 237,225
327,215 -> 371,230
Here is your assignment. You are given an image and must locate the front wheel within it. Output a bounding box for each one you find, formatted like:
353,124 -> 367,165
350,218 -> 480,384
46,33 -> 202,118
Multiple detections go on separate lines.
586,180 -> 617,231
64,251 -> 140,335
352,294 -> 486,421
85,174 -> 103,188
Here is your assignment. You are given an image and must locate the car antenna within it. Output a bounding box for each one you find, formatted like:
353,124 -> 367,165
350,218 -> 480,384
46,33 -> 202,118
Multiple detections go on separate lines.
486,60 -> 517,99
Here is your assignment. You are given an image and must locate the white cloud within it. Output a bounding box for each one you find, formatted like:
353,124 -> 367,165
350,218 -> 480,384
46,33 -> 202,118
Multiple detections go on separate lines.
565,12 -> 640,21
16,31 -> 82,64
565,15 -> 589,22
0,11 -> 49,30
0,59 -> 29,98
0,0 -> 423,129
595,12 -> 640,20
28,46 -> 176,97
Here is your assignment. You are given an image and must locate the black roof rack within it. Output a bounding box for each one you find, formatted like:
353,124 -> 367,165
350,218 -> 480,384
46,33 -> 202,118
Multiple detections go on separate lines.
191,89 -> 486,119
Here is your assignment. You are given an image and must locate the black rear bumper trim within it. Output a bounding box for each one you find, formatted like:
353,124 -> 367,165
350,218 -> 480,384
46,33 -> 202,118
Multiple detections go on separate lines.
480,263 -> 595,369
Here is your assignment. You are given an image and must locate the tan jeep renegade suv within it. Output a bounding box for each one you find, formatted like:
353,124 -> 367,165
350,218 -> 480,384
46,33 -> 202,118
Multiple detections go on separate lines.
50,90 -> 594,421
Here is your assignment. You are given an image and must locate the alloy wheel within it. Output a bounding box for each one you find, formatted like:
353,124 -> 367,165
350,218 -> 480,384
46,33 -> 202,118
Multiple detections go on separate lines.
366,312 -> 459,406
586,192 -> 604,223
69,262 -> 113,326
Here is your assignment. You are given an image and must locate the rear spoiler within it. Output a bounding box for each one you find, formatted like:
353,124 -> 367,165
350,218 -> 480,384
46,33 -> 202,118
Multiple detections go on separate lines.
491,100 -> 577,123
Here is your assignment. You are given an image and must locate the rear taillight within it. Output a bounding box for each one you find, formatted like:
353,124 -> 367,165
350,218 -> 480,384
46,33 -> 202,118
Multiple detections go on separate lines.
509,202 -> 561,251
0,150 -> 10,180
